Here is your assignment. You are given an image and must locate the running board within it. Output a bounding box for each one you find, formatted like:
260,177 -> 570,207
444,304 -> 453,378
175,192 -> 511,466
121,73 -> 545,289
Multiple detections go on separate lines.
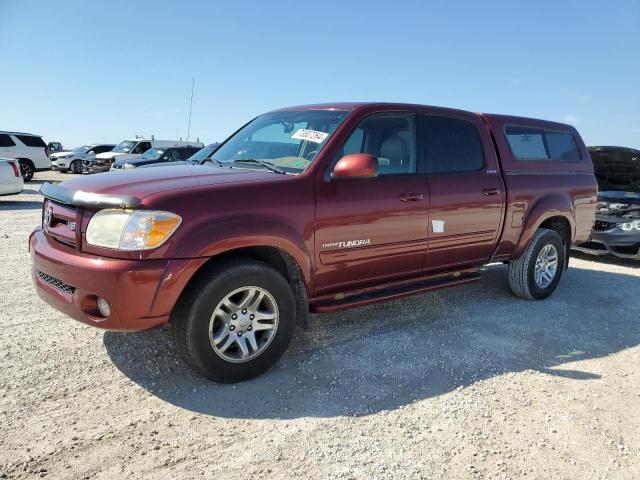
309,270 -> 481,313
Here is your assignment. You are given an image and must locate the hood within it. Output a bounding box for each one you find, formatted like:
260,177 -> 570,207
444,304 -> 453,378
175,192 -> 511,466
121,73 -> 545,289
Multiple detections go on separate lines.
55,164 -> 279,201
114,157 -> 159,167
137,160 -> 190,169
96,151 -> 123,159
589,146 -> 640,193
50,151 -> 74,159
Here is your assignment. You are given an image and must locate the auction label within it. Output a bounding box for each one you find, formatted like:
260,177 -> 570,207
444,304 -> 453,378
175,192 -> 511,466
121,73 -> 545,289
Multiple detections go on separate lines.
292,129 -> 329,143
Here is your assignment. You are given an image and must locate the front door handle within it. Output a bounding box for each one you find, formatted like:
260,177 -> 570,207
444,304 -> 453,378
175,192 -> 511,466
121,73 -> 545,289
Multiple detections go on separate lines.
482,187 -> 499,196
399,193 -> 423,202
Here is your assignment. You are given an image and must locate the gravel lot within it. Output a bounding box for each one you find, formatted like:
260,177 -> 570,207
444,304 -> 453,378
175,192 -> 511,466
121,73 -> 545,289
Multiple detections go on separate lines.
1,171 -> 639,479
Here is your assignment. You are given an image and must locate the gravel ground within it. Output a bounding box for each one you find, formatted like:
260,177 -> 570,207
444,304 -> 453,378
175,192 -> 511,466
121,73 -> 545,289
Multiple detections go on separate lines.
1,171 -> 639,479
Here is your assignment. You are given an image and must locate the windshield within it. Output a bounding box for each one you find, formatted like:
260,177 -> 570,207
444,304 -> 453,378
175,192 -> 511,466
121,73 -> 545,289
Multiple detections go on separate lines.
139,148 -> 165,160
72,145 -> 94,152
112,140 -> 138,153
188,144 -> 218,163
212,110 -> 350,174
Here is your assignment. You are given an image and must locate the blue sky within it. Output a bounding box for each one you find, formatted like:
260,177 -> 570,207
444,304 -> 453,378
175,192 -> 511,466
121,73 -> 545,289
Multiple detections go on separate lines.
1,0 -> 639,148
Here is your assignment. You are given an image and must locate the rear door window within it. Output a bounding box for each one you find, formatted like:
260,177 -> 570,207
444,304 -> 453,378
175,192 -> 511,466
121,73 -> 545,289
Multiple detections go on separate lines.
423,115 -> 485,174
16,135 -> 46,148
505,126 -> 581,161
0,134 -> 16,147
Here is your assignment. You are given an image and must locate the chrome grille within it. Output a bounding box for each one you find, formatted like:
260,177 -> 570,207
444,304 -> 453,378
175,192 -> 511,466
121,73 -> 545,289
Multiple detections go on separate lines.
36,270 -> 76,295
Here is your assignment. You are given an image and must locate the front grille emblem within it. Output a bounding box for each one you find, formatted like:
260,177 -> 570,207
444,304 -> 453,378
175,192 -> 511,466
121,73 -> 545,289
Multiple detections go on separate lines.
44,206 -> 53,226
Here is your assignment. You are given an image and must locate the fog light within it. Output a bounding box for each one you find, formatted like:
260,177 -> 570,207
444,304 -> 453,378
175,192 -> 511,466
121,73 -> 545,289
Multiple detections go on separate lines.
97,297 -> 110,317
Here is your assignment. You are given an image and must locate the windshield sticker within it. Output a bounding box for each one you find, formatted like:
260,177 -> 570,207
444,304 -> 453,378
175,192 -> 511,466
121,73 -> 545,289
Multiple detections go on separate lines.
292,129 -> 329,144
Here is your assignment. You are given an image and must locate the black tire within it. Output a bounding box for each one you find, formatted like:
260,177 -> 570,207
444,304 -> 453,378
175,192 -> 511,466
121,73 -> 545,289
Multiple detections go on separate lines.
508,228 -> 565,300
18,159 -> 35,182
171,258 -> 296,383
71,160 -> 83,174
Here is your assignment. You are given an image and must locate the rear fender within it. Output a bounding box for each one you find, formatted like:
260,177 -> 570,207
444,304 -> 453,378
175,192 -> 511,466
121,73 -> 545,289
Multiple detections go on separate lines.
512,194 -> 575,259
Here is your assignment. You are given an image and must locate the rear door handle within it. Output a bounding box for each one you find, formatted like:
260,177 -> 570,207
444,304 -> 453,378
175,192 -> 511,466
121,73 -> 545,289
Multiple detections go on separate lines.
399,193 -> 423,202
482,187 -> 499,196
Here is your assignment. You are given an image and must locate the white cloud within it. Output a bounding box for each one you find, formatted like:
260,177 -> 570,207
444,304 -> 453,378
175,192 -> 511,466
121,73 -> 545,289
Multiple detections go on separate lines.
561,114 -> 579,124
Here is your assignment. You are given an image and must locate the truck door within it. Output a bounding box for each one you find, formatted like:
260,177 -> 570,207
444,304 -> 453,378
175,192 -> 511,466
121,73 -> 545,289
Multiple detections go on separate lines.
421,113 -> 504,270
314,113 -> 430,293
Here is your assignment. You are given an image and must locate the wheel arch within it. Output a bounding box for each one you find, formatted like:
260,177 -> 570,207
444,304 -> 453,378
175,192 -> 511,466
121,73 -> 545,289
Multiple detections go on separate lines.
168,218 -> 315,327
16,157 -> 34,165
512,193 -> 575,260
171,242 -> 311,329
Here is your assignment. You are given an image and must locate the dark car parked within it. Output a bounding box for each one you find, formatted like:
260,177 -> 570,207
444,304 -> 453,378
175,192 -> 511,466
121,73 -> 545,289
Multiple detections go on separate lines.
574,146 -> 640,259
110,146 -> 202,171
137,143 -> 220,169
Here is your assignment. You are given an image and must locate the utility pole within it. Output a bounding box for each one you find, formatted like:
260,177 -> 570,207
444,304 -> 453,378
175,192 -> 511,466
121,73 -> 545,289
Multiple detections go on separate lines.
186,76 -> 195,143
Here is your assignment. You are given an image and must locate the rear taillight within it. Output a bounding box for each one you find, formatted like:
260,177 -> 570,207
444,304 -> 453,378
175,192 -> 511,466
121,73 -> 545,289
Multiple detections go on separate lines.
8,160 -> 20,177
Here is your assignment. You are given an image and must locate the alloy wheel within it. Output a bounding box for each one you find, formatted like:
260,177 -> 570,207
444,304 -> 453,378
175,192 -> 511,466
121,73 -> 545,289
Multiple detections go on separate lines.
208,286 -> 279,363
534,244 -> 558,288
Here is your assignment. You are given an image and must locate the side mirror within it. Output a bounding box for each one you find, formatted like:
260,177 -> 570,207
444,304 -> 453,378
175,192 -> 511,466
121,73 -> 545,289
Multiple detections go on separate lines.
88,151 -> 95,155
331,154 -> 378,180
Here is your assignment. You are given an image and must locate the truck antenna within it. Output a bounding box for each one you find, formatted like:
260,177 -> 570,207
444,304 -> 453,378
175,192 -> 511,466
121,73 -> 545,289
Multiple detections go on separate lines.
186,76 -> 195,144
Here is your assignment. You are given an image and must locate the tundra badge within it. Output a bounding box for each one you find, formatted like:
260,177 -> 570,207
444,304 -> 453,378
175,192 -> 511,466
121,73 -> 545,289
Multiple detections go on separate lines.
322,239 -> 371,249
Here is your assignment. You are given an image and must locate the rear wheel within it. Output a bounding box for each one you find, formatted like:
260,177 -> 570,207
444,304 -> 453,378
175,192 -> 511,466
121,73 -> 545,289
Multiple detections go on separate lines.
508,228 -> 565,300
18,159 -> 34,181
171,259 -> 296,382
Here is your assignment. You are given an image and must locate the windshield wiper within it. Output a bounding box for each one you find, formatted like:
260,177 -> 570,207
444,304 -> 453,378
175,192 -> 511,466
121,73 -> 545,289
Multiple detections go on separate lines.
199,158 -> 224,167
232,159 -> 287,174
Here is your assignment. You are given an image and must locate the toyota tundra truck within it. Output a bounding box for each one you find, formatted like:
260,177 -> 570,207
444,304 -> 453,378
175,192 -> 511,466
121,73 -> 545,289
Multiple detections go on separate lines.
30,103 -> 597,383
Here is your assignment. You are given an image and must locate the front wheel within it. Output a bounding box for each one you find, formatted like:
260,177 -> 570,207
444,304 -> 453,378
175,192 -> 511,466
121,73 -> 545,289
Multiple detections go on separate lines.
71,160 -> 83,174
508,228 -> 565,300
171,259 -> 296,382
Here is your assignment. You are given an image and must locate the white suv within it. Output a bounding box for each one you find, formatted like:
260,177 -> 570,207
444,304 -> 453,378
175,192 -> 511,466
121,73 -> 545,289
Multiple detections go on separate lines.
0,131 -> 51,181
50,144 -> 115,174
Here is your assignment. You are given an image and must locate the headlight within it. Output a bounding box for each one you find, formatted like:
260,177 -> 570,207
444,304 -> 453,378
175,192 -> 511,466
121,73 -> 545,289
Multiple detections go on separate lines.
86,209 -> 182,250
620,220 -> 640,231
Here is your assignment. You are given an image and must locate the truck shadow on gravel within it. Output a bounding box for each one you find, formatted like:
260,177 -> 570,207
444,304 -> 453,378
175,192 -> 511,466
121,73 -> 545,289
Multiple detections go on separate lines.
104,262 -> 639,419
0,199 -> 43,210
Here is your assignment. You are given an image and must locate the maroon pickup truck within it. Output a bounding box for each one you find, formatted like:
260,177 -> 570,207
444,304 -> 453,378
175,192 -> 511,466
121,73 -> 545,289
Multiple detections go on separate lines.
30,103 -> 597,382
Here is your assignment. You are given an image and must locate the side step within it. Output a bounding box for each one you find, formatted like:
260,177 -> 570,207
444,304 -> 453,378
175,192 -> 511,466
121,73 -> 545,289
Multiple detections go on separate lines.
309,270 -> 481,313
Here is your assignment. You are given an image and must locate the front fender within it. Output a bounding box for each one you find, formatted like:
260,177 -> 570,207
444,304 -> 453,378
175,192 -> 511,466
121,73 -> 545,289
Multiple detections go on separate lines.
171,217 -> 314,292
512,193 -> 575,259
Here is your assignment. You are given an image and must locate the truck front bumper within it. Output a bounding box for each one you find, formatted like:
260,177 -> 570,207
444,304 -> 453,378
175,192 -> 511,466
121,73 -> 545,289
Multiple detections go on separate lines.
29,228 -> 206,331
51,162 -> 69,172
